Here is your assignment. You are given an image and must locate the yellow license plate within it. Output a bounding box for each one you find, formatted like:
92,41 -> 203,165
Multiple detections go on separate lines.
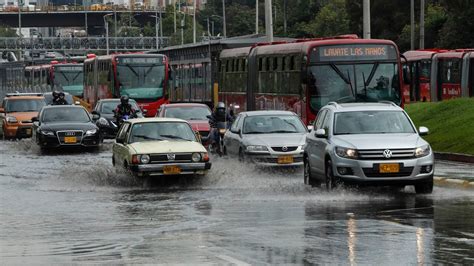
278,155 -> 294,164
64,136 -> 77,143
379,163 -> 400,173
163,165 -> 181,175
26,128 -> 32,135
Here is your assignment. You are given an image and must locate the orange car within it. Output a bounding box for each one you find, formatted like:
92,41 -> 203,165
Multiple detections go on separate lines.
0,93 -> 46,139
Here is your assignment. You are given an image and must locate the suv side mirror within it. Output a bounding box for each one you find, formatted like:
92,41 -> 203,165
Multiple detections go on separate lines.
32,117 -> 39,122
419,126 -> 429,136
315,128 -> 327,138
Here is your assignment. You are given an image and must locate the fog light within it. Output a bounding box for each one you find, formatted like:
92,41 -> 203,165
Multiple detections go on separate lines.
337,167 -> 353,175
421,165 -> 432,173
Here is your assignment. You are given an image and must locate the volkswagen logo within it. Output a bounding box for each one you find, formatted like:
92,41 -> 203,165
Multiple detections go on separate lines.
167,154 -> 176,161
282,146 -> 288,152
383,149 -> 392,159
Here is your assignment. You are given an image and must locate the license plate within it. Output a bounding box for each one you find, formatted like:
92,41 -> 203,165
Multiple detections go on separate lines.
278,155 -> 294,164
25,128 -> 32,135
379,163 -> 400,173
64,136 -> 77,143
163,165 -> 181,175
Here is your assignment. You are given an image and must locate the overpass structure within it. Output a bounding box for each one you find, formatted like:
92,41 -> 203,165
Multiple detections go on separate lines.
0,36 -> 170,52
0,10 -> 165,28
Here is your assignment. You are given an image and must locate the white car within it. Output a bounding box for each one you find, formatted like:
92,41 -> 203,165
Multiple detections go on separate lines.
112,118 -> 211,177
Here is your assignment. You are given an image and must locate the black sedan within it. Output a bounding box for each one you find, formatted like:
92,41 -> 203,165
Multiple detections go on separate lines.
32,105 -> 103,150
92,99 -> 144,138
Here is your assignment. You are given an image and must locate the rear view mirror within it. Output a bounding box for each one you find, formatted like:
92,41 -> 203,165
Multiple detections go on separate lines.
419,126 -> 429,136
315,128 -> 327,138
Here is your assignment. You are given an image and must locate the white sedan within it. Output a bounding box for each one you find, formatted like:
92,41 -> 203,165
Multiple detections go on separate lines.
112,118 -> 211,177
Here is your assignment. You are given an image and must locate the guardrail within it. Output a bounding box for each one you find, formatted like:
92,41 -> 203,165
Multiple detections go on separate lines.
0,37 -> 170,51
0,5 -> 193,13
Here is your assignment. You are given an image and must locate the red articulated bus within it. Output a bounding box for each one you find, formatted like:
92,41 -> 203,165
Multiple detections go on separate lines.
84,53 -> 171,116
431,49 -> 474,101
402,49 -> 448,103
24,64 -> 52,93
219,35 -> 404,125
49,61 -> 84,98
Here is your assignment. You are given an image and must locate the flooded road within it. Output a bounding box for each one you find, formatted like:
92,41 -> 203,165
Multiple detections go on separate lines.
1,140 -> 473,264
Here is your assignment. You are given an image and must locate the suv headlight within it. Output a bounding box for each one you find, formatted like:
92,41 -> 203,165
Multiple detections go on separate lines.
335,146 -> 358,159
6,116 -> 17,123
415,145 -> 430,158
85,129 -> 97,136
246,145 -> 268,152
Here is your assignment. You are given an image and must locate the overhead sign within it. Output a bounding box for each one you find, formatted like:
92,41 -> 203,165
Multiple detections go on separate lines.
312,44 -> 398,62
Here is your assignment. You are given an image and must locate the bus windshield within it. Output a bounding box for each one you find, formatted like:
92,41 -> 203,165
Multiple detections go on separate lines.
53,66 -> 84,96
116,63 -> 165,100
308,62 -> 401,111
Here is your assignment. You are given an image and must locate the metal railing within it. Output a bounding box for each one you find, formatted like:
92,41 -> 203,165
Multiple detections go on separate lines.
0,37 -> 170,51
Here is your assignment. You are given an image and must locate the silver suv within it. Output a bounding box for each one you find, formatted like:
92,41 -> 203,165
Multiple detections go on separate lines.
304,102 -> 434,194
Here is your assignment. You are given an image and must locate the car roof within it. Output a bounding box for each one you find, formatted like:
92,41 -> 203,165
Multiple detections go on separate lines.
127,117 -> 188,124
162,103 -> 210,108
4,95 -> 44,100
240,110 -> 297,116
43,91 -> 72,95
97,98 -> 138,103
42,105 -> 86,110
323,102 -> 403,112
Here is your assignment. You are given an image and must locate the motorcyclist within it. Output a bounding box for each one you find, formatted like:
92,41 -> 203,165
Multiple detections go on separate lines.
52,91 -> 68,105
114,95 -> 136,125
208,102 -> 233,150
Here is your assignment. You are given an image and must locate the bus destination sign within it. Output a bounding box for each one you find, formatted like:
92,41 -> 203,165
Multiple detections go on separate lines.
118,57 -> 164,64
312,44 -> 398,62
55,66 -> 82,72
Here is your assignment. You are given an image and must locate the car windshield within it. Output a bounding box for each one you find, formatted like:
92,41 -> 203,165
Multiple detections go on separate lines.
334,111 -> 415,135
117,62 -> 165,100
243,115 -> 306,134
100,101 -> 140,114
129,122 -> 196,143
5,99 -> 45,112
41,107 -> 90,123
308,63 -> 401,111
165,106 -> 211,120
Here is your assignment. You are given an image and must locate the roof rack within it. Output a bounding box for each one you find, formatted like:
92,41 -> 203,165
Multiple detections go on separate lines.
378,100 -> 398,107
327,102 -> 340,108
6,92 -> 43,97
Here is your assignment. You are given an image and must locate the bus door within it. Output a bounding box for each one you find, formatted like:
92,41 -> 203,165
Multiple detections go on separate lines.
438,58 -> 462,100
246,48 -> 258,111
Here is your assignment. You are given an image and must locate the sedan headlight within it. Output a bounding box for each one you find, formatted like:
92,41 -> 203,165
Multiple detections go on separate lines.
85,129 -> 97,136
6,116 -> 17,123
140,154 -> 150,164
246,145 -> 268,152
41,130 -> 55,136
192,152 -> 202,162
335,146 -> 358,159
97,117 -> 109,127
415,145 -> 430,158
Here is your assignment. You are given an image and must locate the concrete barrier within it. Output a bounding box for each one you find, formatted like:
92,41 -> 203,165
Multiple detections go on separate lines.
434,176 -> 474,190
435,152 -> 474,164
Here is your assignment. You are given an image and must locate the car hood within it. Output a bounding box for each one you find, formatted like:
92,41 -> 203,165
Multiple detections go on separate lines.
41,122 -> 98,132
129,140 -> 207,154
6,111 -> 38,121
332,133 -> 427,149
187,120 -> 210,131
243,133 -> 307,147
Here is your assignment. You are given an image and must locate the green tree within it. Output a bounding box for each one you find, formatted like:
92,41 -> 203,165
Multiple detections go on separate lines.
307,0 -> 350,37
0,25 -> 18,37
437,0 -> 474,48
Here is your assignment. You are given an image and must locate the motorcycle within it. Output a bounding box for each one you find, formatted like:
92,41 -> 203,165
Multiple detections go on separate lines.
207,116 -> 229,156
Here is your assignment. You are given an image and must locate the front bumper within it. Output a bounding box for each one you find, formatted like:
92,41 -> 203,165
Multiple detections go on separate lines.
130,162 -> 212,176
332,153 -> 435,185
37,133 -> 102,148
245,151 -> 304,166
4,123 -> 33,138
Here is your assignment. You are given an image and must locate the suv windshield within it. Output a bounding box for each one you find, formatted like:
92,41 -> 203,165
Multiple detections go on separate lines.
5,99 -> 45,112
308,63 -> 401,111
243,115 -> 306,134
130,122 -> 196,143
165,106 -> 211,120
117,63 -> 165,100
42,107 -> 90,123
100,101 -> 140,114
334,111 -> 415,135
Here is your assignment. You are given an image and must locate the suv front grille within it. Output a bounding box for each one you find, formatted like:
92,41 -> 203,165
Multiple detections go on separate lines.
57,130 -> 83,144
363,165 -> 414,178
358,149 -> 415,160
150,153 -> 193,163
272,146 -> 298,152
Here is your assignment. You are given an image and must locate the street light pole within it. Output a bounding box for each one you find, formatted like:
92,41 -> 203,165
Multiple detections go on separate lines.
155,11 -> 159,49
103,14 -> 112,55
173,0 -> 177,33
222,0 -> 226,38
18,0 -> 22,38
193,0 -> 196,43
255,0 -> 258,34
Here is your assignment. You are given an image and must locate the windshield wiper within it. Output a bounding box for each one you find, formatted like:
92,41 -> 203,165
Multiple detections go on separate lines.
122,64 -> 139,77
160,134 -> 190,141
133,134 -> 164,141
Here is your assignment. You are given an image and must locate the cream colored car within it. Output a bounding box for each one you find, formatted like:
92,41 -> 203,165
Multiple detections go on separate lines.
112,118 -> 211,177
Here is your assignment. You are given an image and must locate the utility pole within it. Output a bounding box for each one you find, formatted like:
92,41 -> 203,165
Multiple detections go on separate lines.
363,0 -> 371,39
264,0 -> 273,42
255,0 -> 258,34
18,0 -> 22,38
410,0 -> 415,50
114,6 -> 117,52
104,17 -> 109,55
181,12 -> 185,45
159,5 -> 163,44
85,0 -> 88,36
174,0 -> 177,33
155,10 -> 159,49
222,0 -> 226,38
420,0 -> 425,49
193,0 -> 196,43
283,0 -> 287,35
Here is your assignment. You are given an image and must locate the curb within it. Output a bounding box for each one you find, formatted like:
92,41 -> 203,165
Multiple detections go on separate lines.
434,176 -> 474,190
435,152 -> 474,164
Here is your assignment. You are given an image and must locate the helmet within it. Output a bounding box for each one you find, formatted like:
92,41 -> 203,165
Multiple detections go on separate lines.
52,90 -> 60,98
216,102 -> 226,111
120,95 -> 129,105
58,92 -> 65,98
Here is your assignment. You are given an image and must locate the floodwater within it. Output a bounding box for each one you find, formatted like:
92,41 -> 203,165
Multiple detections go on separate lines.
1,140 -> 473,264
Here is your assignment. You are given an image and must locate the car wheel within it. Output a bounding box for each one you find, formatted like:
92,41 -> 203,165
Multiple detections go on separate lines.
304,157 -> 320,187
325,159 -> 339,191
112,156 -> 116,166
415,177 -> 433,194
